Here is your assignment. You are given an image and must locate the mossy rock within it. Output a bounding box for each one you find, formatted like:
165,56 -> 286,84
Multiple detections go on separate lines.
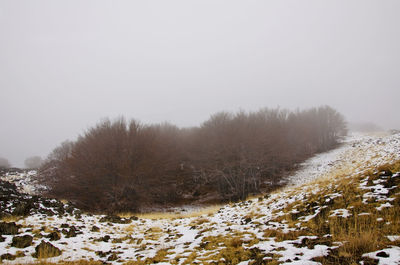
61,226 -> 80,238
1,253 -> 16,261
12,201 -> 33,216
11,235 -> 33,248
33,240 -> 62,258
0,222 -> 19,235
66,227 -> 78,238
91,226 -> 100,232
47,231 -> 61,241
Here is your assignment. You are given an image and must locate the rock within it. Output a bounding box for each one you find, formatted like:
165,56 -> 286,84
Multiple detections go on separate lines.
11,235 -> 33,248
101,235 -> 111,242
1,253 -> 16,261
12,201 -> 33,216
130,216 -> 139,221
242,217 -> 252,224
107,252 -> 119,261
91,226 -> 100,232
95,250 -> 109,258
66,226 -> 79,238
47,231 -> 61,241
33,240 -> 62,258
99,215 -> 132,224
376,251 -> 389,258
0,222 -> 19,235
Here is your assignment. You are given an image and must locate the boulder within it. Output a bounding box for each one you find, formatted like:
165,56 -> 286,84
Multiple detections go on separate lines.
11,235 -> 33,248
91,226 -> 100,232
47,231 -> 61,241
1,253 -> 16,261
0,222 -> 19,235
33,240 -> 62,258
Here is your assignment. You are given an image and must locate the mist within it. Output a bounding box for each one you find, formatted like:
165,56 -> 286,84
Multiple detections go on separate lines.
1,0 -> 399,167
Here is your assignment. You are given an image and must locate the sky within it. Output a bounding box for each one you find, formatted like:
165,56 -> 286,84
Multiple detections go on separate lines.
1,1 -> 400,167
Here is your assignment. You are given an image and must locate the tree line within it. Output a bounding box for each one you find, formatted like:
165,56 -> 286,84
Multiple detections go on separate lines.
39,106 -> 347,213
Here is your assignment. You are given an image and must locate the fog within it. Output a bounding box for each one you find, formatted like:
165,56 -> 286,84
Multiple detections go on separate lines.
1,1 -> 399,167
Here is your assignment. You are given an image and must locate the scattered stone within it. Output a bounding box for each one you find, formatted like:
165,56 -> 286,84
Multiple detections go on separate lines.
108,252 -> 119,261
12,201 -> 33,216
100,235 -> 111,242
99,215 -> 131,224
91,225 -> 100,232
376,251 -> 389,258
0,222 -> 19,235
65,205 -> 75,214
96,250 -> 109,258
242,217 -> 252,224
47,231 -> 61,241
1,253 -> 16,261
130,216 -> 139,221
33,240 -> 62,258
67,227 -> 78,238
11,235 -> 33,248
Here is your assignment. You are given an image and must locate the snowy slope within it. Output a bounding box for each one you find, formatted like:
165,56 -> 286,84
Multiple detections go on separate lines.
1,132 -> 400,264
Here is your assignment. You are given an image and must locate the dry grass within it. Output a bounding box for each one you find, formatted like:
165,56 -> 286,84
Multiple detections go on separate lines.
300,160 -> 400,263
124,248 -> 171,265
13,261 -> 102,265
263,228 -> 309,241
127,205 -> 222,220
1,215 -> 21,222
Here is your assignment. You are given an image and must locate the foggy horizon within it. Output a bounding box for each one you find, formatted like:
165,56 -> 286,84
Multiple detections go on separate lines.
1,1 -> 400,167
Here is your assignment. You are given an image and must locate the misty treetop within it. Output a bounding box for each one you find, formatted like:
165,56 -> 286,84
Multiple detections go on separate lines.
39,106 -> 347,213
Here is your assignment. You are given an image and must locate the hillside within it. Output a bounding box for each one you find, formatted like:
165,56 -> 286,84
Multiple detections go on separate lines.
1,132 -> 400,265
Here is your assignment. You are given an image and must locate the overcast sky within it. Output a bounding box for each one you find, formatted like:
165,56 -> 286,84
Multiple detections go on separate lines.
1,1 -> 399,167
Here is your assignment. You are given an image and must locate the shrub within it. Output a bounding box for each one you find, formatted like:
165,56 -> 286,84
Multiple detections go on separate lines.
40,106 -> 347,212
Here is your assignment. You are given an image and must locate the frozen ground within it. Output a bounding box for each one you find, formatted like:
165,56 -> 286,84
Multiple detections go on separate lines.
0,170 -> 45,195
1,132 -> 400,264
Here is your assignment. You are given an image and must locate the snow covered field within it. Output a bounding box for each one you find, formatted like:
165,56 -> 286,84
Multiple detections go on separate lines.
1,132 -> 400,264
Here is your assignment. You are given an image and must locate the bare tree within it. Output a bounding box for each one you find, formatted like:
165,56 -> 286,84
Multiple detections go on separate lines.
41,106 -> 348,212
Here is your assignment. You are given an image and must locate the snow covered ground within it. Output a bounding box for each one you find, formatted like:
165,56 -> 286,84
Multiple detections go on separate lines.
1,132 -> 400,264
284,132 -> 400,187
0,170 -> 45,195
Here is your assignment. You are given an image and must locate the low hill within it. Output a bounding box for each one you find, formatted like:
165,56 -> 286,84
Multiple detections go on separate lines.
0,132 -> 399,264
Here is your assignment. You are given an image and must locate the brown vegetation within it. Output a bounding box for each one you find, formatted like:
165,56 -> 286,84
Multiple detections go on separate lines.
39,106 -> 347,213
